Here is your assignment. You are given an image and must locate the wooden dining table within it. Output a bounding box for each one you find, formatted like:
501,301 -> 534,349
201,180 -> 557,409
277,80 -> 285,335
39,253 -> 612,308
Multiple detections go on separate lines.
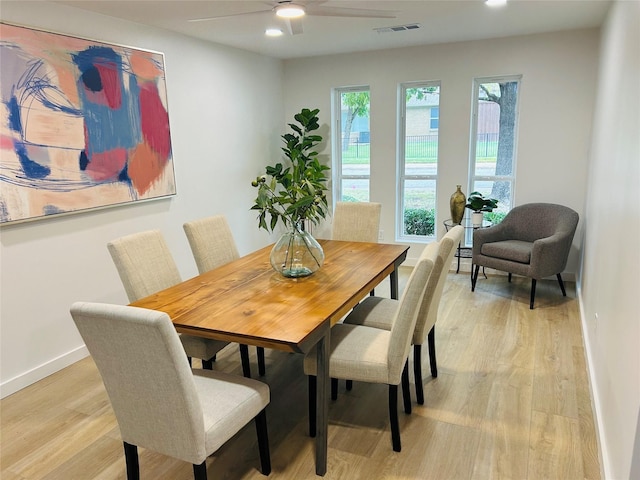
130,239 -> 409,476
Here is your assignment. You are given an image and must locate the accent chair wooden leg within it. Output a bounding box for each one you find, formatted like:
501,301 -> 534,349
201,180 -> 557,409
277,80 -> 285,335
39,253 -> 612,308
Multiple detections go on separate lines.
123,442 -> 139,480
257,347 -> 266,376
388,385 -> 401,452
187,356 -> 192,367
413,344 -> 424,405
331,378 -> 338,400
202,359 -> 213,370
308,375 -> 317,437
239,344 -> 252,378
428,326 -> 437,378
508,272 -> 512,282
193,461 -> 207,480
401,361 -> 411,414
530,278 -> 537,309
557,273 -> 567,296
254,409 -> 271,475
472,265 -> 480,291
346,380 -> 353,391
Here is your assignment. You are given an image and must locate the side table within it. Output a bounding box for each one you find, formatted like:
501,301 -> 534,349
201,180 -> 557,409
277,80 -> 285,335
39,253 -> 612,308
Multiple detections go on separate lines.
443,217 -> 492,283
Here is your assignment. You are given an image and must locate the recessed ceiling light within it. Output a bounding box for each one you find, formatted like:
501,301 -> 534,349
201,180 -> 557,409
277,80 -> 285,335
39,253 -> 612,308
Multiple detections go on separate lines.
275,3 -> 306,18
265,28 -> 283,37
485,0 -> 507,6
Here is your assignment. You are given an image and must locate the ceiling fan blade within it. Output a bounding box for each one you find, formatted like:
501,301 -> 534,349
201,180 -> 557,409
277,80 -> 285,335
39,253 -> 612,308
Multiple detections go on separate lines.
286,17 -> 304,35
305,5 -> 397,18
188,8 -> 272,22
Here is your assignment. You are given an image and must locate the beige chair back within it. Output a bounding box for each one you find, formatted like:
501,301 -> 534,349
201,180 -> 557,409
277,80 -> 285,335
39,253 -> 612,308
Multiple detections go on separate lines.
332,202 -> 381,243
107,230 -> 181,302
183,215 -> 240,274
70,302 -> 207,464
413,225 -> 464,345
387,242 -> 438,383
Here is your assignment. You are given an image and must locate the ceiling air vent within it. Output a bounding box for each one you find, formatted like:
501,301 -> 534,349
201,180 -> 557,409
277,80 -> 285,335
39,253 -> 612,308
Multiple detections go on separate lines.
374,23 -> 422,34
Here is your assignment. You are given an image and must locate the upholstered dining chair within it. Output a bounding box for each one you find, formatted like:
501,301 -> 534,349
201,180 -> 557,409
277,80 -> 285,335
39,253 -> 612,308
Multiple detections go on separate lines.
70,302 -> 271,480
331,201 -> 382,243
183,215 -> 266,377
344,225 -> 464,405
303,242 -> 438,452
332,201 -> 382,297
107,230 -> 228,370
471,203 -> 579,309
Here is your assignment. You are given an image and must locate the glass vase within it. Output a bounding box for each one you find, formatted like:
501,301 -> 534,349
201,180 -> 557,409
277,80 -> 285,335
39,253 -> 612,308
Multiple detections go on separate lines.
270,224 -> 324,278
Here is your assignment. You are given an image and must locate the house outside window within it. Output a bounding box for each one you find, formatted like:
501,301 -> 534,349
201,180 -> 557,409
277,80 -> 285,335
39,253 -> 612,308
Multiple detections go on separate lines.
397,81 -> 440,241
332,87 -> 370,202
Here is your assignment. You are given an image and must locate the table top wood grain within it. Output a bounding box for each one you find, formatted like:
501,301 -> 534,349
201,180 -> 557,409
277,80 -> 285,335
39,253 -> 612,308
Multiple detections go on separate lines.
130,240 -> 409,353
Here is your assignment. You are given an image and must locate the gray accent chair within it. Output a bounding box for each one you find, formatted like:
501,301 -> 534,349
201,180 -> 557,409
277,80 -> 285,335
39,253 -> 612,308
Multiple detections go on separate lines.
70,302 -> 271,480
107,230 -> 228,370
183,215 -> 266,377
471,203 -> 579,309
303,242 -> 437,452
343,225 -> 464,405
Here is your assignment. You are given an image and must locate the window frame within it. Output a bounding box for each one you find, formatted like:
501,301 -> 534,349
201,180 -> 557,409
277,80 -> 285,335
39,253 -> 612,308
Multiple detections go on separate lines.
331,85 -> 371,204
396,80 -> 441,242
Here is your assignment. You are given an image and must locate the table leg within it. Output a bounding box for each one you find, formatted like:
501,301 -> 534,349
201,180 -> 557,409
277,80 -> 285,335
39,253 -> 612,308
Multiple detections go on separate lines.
390,268 -> 399,300
315,330 -> 329,476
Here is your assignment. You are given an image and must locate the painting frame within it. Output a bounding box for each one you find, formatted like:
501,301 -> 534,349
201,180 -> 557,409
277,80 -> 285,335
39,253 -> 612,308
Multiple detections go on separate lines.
0,22 -> 177,225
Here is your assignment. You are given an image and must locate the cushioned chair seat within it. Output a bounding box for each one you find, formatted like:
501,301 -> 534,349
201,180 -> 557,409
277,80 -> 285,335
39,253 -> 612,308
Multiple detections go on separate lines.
194,370 -> 270,455
481,240 -> 533,264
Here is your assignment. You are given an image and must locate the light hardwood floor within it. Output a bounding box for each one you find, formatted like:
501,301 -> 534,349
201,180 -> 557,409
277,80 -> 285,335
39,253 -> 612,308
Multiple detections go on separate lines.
1,267 -> 601,479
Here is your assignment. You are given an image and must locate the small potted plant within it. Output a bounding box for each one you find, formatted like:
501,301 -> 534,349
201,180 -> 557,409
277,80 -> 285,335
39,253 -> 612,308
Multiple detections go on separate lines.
465,191 -> 498,226
251,108 -> 330,278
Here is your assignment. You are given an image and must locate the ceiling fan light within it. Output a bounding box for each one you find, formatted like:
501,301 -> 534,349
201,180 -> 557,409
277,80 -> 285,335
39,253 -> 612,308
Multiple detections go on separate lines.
275,4 -> 305,18
265,28 -> 283,37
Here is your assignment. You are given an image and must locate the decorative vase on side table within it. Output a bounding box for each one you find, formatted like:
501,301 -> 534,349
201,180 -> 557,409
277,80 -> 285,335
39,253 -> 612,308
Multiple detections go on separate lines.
449,185 -> 466,224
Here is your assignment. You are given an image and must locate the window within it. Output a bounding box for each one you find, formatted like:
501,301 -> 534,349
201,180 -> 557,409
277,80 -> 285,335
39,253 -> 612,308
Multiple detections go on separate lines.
397,82 -> 440,241
332,87 -> 370,202
468,76 -> 521,243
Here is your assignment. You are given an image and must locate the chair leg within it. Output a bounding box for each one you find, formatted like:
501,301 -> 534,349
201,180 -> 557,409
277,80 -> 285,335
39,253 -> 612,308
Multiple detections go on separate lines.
508,272 -> 512,283
254,409 -> 271,475
123,442 -> 139,480
401,361 -> 411,414
331,378 -> 338,400
239,344 -> 252,378
428,326 -> 437,378
308,375 -> 317,437
388,385 -> 401,452
187,356 -> 192,367
193,462 -> 207,480
257,347 -> 266,376
557,273 -> 567,296
346,380 -> 353,391
530,278 -> 537,309
413,344 -> 424,405
472,265 -> 480,291
202,359 -> 213,370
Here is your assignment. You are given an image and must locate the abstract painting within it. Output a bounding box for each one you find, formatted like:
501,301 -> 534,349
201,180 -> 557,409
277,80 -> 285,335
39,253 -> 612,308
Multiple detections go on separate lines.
0,23 -> 176,224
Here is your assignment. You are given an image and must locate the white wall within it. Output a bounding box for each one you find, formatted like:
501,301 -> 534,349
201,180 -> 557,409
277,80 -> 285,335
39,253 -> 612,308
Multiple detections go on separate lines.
0,1 -> 284,397
579,1 -> 640,478
283,29 -> 600,272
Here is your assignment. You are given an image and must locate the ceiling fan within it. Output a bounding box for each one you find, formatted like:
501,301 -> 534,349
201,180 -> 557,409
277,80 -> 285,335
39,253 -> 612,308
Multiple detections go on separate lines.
188,1 -> 397,35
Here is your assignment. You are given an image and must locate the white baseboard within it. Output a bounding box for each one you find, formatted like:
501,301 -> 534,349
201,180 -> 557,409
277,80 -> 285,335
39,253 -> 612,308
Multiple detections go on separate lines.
576,283 -> 609,480
0,345 -> 89,399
